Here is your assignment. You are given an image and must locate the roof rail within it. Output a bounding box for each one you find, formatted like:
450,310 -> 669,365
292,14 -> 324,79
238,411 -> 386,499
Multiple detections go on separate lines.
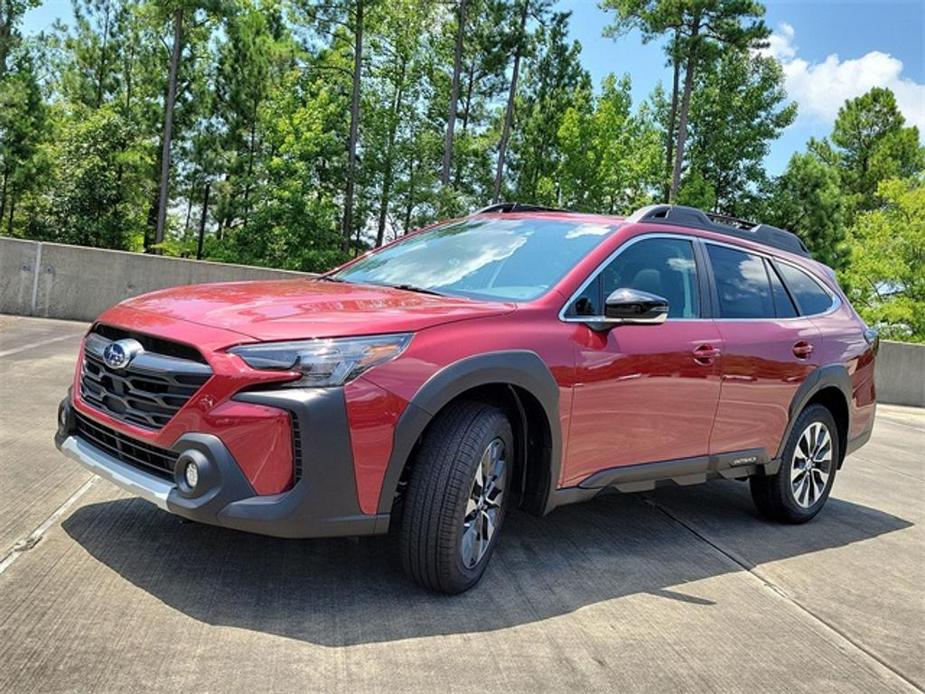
627,204 -> 811,258
474,202 -> 568,214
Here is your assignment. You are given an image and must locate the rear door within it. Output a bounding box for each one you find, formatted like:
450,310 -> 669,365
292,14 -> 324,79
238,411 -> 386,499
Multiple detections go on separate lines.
704,242 -> 822,458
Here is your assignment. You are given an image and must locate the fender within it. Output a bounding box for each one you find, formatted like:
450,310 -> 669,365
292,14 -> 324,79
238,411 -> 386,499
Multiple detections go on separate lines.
375,350 -> 562,518
774,363 -> 852,463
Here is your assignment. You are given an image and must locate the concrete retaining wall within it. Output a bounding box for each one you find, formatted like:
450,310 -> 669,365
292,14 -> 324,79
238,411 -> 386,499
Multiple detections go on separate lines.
875,341 -> 925,408
1,237 -> 311,323
2,236 -> 923,407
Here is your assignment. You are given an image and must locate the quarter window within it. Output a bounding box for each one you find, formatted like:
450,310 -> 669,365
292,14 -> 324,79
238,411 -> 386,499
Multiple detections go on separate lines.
706,245 -> 775,319
768,262 -> 799,318
569,238 -> 700,318
775,262 -> 834,315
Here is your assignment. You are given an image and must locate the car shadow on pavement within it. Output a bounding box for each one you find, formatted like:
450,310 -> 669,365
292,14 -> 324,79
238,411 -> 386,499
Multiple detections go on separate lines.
62,479 -> 912,646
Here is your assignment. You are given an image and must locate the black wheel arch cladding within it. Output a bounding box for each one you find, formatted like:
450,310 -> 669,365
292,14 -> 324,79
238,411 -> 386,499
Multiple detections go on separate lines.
376,350 -> 562,517
777,363 -> 852,464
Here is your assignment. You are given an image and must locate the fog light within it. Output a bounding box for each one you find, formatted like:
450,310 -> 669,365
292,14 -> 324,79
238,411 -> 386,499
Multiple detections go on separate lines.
184,461 -> 199,489
59,407 -> 68,427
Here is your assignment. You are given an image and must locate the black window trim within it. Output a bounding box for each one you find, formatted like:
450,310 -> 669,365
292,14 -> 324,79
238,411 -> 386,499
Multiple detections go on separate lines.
702,242 -> 778,321
559,232 -> 840,324
699,239 -> 840,321
768,257 -> 840,317
764,258 -> 799,318
558,232 -> 712,322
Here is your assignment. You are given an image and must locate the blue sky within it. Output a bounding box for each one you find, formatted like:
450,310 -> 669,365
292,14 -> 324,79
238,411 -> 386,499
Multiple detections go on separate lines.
23,0 -> 925,175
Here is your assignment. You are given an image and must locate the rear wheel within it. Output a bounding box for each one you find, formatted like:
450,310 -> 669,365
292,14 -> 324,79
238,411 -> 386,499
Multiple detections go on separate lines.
750,403 -> 839,523
399,401 -> 513,594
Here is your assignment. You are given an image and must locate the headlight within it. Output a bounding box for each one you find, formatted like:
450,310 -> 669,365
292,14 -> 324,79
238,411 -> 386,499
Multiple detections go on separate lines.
229,333 -> 412,388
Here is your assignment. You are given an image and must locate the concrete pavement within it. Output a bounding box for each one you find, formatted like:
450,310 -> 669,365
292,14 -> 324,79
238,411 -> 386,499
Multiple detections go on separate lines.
1,314 -> 922,693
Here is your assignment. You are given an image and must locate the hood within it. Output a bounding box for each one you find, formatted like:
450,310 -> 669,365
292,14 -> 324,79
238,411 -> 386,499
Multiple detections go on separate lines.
117,279 -> 515,342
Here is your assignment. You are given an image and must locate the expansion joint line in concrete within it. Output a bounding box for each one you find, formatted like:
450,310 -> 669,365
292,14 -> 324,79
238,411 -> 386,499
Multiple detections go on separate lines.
639,495 -> 923,693
0,477 -> 99,577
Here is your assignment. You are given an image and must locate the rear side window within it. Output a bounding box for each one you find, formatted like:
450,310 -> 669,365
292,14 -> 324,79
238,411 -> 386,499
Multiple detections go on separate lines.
776,262 -> 834,315
706,245 -> 775,319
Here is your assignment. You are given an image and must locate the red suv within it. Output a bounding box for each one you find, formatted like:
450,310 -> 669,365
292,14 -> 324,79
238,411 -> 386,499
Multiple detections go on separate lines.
55,204 -> 878,593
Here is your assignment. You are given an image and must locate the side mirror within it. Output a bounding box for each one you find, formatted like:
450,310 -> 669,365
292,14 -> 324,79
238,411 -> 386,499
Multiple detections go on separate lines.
603,288 -> 669,325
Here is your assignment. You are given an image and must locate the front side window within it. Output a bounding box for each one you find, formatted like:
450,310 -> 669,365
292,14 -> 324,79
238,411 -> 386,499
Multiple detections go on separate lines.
569,237 -> 700,318
331,218 -> 616,301
706,245 -> 775,319
775,262 -> 835,316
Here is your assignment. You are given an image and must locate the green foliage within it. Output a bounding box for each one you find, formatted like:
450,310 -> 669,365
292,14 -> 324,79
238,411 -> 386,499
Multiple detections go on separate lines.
841,179 -> 925,341
2,0 -> 923,342
0,0 -> 41,78
24,105 -> 150,249
510,11 -> 591,204
830,88 -> 924,212
1,0 -> 793,256
762,87 -> 924,279
554,74 -> 662,213
764,151 -> 848,269
676,169 -> 716,210
602,0 -> 769,53
601,0 -> 771,200
685,51 -> 796,214
0,48 -> 47,234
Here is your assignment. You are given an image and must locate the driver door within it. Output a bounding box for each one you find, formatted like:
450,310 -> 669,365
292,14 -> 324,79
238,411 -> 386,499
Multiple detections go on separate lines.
562,235 -> 723,487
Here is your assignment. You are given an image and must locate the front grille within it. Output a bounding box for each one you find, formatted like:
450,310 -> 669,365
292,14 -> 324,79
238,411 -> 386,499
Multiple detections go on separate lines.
75,412 -> 178,480
80,330 -> 212,430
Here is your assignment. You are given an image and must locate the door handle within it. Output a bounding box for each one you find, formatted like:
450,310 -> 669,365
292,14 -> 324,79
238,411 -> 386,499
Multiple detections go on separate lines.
693,344 -> 721,364
792,341 -> 814,359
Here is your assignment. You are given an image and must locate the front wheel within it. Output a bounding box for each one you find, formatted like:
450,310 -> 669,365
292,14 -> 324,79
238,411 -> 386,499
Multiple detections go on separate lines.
750,403 -> 839,523
399,401 -> 513,594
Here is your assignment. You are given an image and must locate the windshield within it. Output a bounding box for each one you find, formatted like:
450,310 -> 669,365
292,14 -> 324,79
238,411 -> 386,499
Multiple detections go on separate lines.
331,217 -> 617,301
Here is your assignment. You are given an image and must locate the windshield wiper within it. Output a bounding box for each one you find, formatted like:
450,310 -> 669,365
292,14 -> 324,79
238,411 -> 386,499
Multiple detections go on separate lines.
383,283 -> 446,297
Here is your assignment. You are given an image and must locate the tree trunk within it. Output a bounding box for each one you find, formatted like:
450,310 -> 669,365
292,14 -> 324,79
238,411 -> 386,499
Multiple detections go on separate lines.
154,7 -> 184,252
242,97 -> 259,230
376,63 -> 406,247
124,40 -> 134,114
197,181 -> 210,260
183,194 -> 193,234
403,158 -> 416,233
441,0 -> 467,186
669,18 -> 700,204
95,1 -> 112,108
461,62 -> 475,133
493,0 -> 529,203
6,192 -> 14,235
453,63 -> 477,188
342,0 -> 363,252
0,2 -> 13,80
0,167 -> 8,223
664,31 -> 680,201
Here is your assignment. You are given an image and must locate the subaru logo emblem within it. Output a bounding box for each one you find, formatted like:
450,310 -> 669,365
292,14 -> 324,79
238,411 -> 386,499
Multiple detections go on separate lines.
102,338 -> 144,370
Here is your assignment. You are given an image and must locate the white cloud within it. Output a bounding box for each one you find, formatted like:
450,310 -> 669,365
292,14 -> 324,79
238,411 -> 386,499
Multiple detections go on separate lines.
761,22 -> 925,133
761,22 -> 797,62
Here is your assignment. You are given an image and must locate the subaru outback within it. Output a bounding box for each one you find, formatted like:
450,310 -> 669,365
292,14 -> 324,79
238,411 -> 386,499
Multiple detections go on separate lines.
55,203 -> 878,593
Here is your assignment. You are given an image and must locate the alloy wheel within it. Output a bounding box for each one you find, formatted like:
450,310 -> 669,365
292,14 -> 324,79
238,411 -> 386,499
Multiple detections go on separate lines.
790,421 -> 833,508
460,437 -> 506,569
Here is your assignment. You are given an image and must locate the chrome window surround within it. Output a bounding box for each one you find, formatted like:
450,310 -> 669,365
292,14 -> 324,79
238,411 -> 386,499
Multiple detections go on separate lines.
558,232 -> 840,323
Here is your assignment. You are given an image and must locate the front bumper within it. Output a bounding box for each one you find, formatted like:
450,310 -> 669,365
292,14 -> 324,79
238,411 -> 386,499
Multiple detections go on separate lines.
56,389 -> 389,538
59,434 -> 173,509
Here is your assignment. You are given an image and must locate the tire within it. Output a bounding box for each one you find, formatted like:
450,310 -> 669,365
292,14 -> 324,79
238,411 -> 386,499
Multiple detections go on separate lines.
750,403 -> 839,523
399,401 -> 513,594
